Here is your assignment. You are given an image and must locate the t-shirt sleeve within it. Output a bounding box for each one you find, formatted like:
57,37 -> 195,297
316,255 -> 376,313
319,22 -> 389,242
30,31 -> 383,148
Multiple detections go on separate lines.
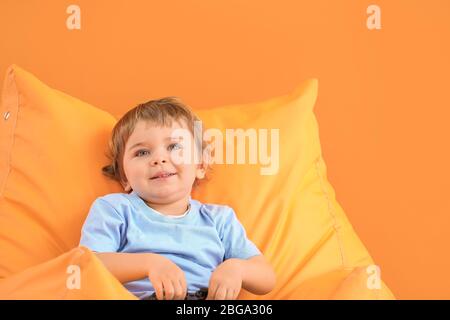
220,207 -> 262,260
79,198 -> 125,252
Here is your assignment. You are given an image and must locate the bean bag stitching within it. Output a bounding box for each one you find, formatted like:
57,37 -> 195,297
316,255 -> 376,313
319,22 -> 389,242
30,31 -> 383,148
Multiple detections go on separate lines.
0,67 -> 19,197
314,156 -> 347,268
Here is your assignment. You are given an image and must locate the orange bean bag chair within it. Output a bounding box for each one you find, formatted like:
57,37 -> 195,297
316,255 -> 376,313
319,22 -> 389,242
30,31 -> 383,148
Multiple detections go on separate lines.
0,65 -> 394,299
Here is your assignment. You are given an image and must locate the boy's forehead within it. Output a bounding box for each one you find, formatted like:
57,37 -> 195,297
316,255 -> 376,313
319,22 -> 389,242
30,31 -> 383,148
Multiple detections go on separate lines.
127,119 -> 192,144
132,120 -> 188,135
137,119 -> 188,131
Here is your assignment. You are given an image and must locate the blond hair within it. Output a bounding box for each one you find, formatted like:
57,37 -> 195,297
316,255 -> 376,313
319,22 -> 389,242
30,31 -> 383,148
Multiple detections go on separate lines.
102,97 -> 209,189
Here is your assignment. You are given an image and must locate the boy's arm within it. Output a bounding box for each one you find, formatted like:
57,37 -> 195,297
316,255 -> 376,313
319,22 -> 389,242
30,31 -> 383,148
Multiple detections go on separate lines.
94,252 -> 154,284
235,255 -> 276,295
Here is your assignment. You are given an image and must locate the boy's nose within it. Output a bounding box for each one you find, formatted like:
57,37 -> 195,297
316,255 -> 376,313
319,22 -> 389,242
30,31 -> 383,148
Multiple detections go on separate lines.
151,158 -> 167,165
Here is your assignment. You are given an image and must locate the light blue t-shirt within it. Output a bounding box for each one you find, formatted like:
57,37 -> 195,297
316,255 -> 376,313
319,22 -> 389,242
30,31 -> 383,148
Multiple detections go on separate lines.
79,191 -> 261,299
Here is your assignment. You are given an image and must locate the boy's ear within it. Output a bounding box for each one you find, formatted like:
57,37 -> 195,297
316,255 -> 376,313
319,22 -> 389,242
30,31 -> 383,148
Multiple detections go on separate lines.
196,144 -> 212,180
196,165 -> 206,179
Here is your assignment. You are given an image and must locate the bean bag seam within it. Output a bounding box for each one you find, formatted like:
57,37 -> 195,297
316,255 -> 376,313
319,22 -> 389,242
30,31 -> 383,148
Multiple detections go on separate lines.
314,156 -> 347,268
0,67 -> 19,197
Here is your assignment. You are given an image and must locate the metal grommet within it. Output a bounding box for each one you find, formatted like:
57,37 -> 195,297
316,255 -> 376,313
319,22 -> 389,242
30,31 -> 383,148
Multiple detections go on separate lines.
3,111 -> 10,120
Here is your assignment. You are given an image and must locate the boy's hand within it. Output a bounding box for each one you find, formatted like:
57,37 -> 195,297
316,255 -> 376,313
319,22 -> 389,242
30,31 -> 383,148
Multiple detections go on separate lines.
206,259 -> 243,300
146,253 -> 187,300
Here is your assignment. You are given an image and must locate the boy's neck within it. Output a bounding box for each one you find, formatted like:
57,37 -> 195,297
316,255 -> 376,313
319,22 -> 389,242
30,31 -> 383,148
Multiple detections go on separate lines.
144,196 -> 190,216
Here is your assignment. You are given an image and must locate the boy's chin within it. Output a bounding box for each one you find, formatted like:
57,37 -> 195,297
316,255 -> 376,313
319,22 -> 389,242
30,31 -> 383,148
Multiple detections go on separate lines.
140,190 -> 185,203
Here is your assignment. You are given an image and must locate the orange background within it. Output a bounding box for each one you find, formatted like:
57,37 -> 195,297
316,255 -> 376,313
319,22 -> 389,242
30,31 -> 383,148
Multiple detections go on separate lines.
1,0 -> 449,299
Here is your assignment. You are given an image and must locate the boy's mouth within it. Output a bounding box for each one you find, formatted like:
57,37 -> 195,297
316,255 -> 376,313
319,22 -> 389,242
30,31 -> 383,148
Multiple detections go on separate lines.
150,172 -> 177,180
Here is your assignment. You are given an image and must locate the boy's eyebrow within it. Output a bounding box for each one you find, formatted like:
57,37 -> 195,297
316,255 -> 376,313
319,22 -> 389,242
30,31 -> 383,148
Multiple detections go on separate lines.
128,136 -> 183,151
128,142 -> 146,151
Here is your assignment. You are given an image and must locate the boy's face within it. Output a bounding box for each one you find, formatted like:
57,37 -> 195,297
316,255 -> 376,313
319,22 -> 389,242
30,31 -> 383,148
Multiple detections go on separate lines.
122,119 -> 205,205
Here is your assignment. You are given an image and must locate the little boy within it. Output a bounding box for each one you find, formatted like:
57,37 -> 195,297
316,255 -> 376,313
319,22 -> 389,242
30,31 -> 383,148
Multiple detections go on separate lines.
79,97 -> 276,300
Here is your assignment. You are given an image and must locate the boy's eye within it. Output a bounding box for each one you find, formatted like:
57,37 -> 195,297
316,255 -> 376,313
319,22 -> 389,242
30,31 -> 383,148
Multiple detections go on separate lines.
168,143 -> 183,151
135,150 -> 150,157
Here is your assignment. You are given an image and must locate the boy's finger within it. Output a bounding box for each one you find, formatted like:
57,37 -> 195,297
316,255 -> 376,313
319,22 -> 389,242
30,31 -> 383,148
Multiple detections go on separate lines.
162,278 -> 175,300
151,278 -> 164,300
179,279 -> 187,299
225,288 -> 234,300
215,286 -> 227,300
206,284 -> 218,300
173,279 -> 184,300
